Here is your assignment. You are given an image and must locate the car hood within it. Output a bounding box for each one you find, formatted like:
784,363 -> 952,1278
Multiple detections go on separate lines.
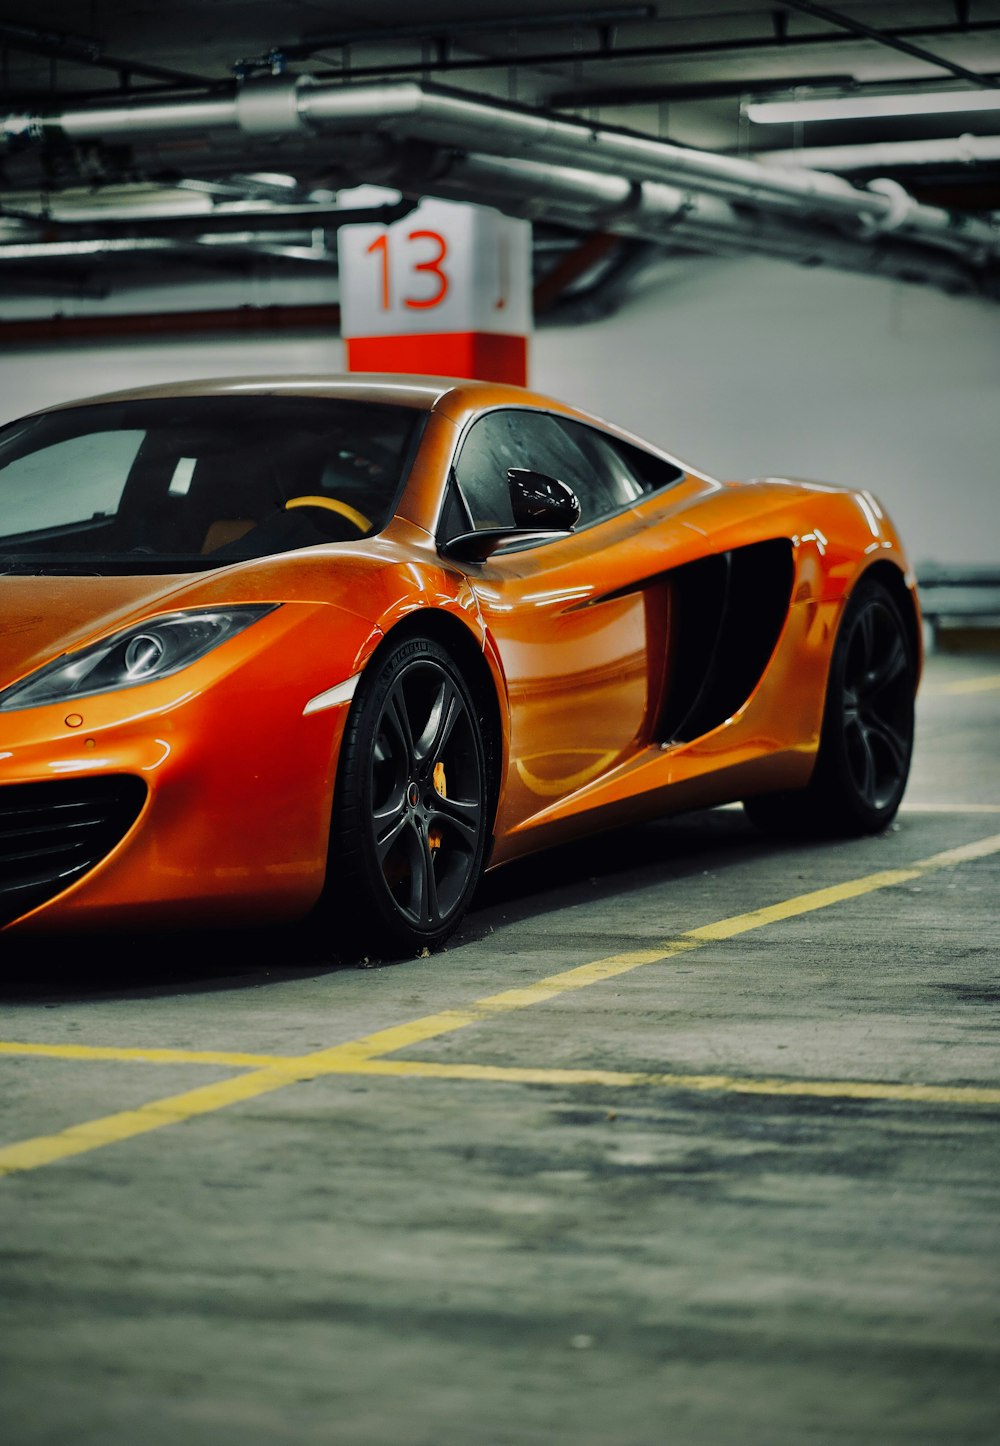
0,529 -> 451,692
0,572 -> 213,689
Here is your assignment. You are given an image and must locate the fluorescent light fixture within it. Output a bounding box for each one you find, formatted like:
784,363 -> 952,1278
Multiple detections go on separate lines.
745,89 -> 1000,124
761,134 -> 1000,171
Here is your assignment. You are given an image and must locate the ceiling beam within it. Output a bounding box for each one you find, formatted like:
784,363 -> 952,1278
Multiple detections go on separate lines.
261,20 -> 1000,84
293,7 -> 653,52
0,19 -> 214,88
5,17 -> 999,96
777,1 -> 998,88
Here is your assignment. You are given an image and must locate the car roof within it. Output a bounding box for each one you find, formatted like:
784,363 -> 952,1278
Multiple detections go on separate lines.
24,372 -> 712,489
34,373 -> 570,416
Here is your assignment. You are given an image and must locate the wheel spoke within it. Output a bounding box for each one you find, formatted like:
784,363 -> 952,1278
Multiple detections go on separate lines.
856,605 -> 877,672
410,829 -> 440,926
383,680 -> 416,770
414,678 -> 462,771
373,802 -> 410,863
430,792 -> 482,850
846,717 -> 877,803
866,633 -> 908,697
858,728 -> 879,804
866,714 -> 908,777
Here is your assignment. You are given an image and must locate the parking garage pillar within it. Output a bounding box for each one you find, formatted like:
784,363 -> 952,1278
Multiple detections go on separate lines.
338,199 -> 531,384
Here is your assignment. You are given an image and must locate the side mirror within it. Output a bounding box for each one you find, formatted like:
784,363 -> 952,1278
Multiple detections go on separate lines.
507,469 -> 581,532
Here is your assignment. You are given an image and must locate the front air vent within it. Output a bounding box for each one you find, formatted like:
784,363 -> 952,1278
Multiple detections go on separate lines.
0,776 -> 147,927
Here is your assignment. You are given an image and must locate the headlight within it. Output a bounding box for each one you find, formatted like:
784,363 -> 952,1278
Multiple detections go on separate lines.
0,605 -> 278,711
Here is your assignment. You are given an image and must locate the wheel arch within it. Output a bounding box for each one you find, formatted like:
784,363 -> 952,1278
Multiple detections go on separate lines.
854,559 -> 922,683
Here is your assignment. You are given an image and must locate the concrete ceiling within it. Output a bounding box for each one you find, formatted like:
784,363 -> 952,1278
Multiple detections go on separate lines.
1,2 -> 999,307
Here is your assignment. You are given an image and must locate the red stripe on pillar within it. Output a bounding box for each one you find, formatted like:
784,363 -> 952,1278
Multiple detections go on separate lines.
346,332 -> 528,385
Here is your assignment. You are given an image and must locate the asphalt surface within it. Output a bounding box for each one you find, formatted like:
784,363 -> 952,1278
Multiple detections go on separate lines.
1,649 -> 998,1446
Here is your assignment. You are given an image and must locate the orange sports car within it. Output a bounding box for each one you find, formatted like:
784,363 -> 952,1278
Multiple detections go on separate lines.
0,376 -> 919,951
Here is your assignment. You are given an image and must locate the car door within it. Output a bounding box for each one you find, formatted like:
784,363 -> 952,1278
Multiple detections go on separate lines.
445,407 -> 691,852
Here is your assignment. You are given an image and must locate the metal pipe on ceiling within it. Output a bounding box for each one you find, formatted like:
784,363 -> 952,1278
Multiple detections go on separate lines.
0,197 -> 414,241
36,91 -> 239,137
9,75 -> 996,258
2,75 -> 998,289
420,153 -> 983,295
0,237 -> 191,260
297,82 -> 1000,257
0,234 -> 334,267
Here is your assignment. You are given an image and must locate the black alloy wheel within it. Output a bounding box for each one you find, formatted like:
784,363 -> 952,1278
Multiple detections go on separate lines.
328,634 -> 489,955
744,576 -> 916,837
837,587 -> 914,814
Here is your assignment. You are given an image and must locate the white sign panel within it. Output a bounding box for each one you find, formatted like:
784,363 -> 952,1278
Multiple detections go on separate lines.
338,199 -> 531,340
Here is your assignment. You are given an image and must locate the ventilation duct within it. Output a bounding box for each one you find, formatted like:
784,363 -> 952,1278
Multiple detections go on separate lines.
3,77 -> 998,297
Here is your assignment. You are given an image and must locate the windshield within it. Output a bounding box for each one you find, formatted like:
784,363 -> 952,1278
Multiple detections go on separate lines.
0,395 -> 425,575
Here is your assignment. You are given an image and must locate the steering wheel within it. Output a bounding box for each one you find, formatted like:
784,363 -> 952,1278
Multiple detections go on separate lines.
284,495 -> 372,534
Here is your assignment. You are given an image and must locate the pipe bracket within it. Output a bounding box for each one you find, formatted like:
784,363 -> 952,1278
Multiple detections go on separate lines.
235,78 -> 311,138
861,177 -> 914,236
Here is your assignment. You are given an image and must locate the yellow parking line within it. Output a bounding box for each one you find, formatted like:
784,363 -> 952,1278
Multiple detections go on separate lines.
914,833 -> 1000,868
685,868 -> 922,941
0,1041 -> 289,1068
332,1057 -> 1000,1108
307,941 -> 702,1066
305,869 -> 924,1065
2,830 -> 999,1177
4,1044 -> 997,1178
0,1067 -> 305,1176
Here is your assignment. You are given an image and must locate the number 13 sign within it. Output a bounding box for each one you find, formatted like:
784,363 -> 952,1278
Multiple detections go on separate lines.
338,199 -> 531,384
364,229 -> 451,312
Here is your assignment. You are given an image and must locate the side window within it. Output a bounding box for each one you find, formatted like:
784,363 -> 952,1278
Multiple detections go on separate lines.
0,430 -> 144,534
452,412 -> 519,530
614,434 -> 686,494
453,409 -> 623,530
451,409 -> 686,536
557,419 -> 686,506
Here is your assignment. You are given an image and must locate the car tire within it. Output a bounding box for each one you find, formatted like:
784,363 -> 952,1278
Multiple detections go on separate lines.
744,576 -> 916,838
326,632 -> 489,957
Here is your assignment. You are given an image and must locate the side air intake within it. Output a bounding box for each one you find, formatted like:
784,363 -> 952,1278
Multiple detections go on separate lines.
658,538 -> 794,744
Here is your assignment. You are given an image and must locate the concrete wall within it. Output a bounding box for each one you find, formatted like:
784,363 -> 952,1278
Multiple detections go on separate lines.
2,256 -> 997,565
535,257 -> 1000,570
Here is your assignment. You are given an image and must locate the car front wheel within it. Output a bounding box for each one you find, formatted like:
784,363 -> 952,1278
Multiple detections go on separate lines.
327,633 -> 489,956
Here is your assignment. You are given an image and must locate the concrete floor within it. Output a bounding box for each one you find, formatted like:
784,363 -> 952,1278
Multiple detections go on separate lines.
1,651 -> 998,1446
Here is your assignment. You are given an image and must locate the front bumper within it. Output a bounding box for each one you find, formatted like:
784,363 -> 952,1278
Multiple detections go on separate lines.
0,601 -> 370,934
